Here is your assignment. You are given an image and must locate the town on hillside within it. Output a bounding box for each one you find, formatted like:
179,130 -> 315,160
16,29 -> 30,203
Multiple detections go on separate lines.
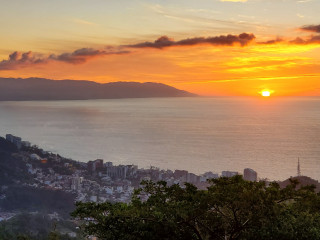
1,134 -> 319,239
2,134 -> 258,204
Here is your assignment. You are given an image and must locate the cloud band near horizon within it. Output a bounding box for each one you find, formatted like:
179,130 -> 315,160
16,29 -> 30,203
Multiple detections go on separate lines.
1,26 -> 320,71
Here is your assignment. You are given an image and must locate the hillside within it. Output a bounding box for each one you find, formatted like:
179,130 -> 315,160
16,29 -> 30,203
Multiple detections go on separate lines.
0,137 -> 76,215
1,135 -> 320,239
0,78 -> 196,101
0,138 -> 30,185
279,175 -> 320,192
0,136 -> 79,239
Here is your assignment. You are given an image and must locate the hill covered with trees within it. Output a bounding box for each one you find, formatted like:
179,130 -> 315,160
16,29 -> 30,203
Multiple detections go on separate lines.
1,135 -> 320,239
73,176 -> 320,240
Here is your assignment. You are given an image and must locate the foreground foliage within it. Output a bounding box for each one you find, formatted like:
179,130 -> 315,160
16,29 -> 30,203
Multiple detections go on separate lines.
0,213 -> 80,240
72,176 -> 320,240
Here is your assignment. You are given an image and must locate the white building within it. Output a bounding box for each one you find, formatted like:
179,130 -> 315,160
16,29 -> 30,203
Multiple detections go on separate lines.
30,154 -> 41,161
71,176 -> 83,191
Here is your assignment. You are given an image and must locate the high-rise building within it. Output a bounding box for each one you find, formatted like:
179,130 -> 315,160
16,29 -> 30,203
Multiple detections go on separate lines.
88,159 -> 104,172
105,165 -> 137,179
243,168 -> 257,181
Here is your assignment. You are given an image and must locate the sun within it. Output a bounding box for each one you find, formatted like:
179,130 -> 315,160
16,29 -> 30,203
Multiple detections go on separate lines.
261,90 -> 271,97
260,89 -> 273,97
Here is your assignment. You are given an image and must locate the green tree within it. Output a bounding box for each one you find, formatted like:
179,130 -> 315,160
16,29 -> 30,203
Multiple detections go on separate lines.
17,235 -> 32,240
72,176 -> 320,240
47,232 -> 60,240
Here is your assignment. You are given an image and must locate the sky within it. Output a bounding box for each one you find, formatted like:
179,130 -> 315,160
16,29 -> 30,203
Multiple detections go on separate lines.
0,0 -> 320,96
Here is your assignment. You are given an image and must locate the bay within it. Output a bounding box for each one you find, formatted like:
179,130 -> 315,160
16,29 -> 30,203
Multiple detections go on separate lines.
0,97 -> 319,181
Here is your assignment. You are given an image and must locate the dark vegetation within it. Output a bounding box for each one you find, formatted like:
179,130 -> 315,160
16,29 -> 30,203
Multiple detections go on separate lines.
0,137 -> 78,239
0,137 -> 76,214
0,213 -> 81,240
0,78 -> 196,101
0,138 -> 31,185
72,176 -> 320,240
280,175 -> 320,192
1,187 -> 75,217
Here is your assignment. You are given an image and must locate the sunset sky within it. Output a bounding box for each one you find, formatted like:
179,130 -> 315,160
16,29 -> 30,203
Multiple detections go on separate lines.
0,0 -> 320,96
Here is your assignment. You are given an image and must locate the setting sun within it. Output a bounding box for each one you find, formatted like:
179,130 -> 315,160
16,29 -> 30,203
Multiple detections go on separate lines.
260,90 -> 272,97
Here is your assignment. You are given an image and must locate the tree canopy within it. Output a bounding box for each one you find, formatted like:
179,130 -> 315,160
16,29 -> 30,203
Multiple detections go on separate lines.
72,176 -> 320,240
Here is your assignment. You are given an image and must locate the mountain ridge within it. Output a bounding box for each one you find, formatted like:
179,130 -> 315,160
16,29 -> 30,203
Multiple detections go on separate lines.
0,77 -> 197,101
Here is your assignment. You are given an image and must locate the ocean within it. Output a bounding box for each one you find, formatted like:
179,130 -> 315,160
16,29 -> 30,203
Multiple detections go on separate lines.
0,97 -> 319,181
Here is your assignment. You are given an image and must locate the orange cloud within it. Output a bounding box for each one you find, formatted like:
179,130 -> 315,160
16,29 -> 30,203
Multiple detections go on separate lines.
2,27 -> 320,71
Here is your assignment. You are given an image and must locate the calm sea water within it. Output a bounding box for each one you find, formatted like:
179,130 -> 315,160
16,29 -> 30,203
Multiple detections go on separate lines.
0,97 -> 319,181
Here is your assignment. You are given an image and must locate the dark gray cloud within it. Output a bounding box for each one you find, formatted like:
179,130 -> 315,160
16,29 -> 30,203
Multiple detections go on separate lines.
300,24 -> 320,33
49,48 -> 129,64
0,51 -> 46,70
0,48 -> 130,70
127,33 -> 256,49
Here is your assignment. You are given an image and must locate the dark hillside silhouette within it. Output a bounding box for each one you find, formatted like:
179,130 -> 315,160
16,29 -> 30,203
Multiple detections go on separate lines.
0,78 -> 196,101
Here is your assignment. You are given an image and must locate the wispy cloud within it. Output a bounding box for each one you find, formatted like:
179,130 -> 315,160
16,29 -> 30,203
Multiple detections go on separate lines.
297,13 -> 305,18
147,4 -> 264,31
297,0 -> 314,3
182,74 -> 320,85
291,24 -> 320,44
257,38 -> 284,45
258,24 -> 320,45
220,0 -> 248,2
290,36 -> 320,44
72,18 -> 96,26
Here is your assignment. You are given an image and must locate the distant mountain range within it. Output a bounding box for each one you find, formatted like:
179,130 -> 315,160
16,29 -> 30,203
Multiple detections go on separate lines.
0,77 -> 196,101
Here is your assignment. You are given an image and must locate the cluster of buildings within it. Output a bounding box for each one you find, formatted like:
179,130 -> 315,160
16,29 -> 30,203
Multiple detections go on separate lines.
3,134 -> 258,204
22,155 -> 258,204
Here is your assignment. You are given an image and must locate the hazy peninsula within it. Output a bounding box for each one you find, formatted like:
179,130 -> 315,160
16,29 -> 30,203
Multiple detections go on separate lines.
0,77 -> 196,101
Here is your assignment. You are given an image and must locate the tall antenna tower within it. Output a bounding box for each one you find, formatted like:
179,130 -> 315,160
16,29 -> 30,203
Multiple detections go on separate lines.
297,158 -> 301,176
